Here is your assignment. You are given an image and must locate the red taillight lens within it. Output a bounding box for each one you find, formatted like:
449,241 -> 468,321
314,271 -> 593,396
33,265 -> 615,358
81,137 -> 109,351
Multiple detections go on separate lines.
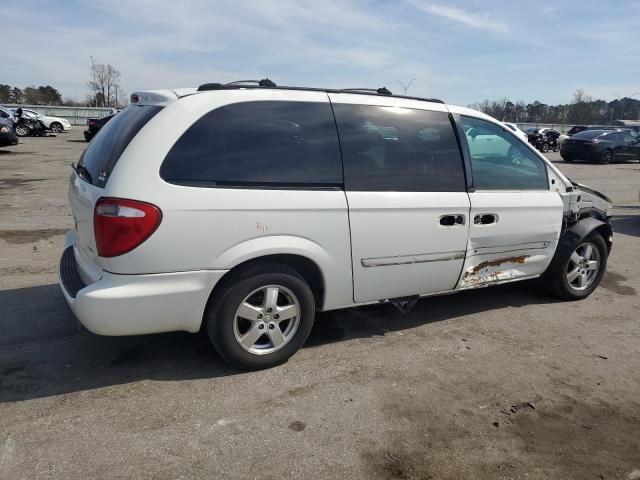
88,119 -> 96,126
94,198 -> 162,257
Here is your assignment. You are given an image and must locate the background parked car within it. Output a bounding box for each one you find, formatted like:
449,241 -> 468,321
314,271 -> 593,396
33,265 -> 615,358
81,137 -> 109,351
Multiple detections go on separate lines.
84,113 -> 115,141
568,125 -> 639,137
503,122 -> 528,142
561,129 -> 640,164
8,108 -> 71,133
0,110 -> 18,147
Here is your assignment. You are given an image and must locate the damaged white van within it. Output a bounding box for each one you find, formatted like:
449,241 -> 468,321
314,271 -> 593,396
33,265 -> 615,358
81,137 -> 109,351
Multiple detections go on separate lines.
60,80 -> 612,369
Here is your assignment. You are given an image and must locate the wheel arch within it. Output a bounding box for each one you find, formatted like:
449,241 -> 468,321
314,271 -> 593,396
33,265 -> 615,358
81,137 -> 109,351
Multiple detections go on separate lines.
554,216 -> 612,266
201,252 -> 328,332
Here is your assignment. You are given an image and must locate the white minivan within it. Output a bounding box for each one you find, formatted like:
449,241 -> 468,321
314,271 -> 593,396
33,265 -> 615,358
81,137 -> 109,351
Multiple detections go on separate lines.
60,80 -> 612,369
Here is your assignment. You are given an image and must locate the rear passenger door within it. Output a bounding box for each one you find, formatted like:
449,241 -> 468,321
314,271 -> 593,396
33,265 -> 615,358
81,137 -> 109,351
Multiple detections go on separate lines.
458,116 -> 563,288
330,95 -> 471,303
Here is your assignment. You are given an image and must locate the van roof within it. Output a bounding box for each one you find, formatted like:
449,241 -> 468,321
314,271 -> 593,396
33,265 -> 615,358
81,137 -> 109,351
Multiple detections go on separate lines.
130,80 -> 445,107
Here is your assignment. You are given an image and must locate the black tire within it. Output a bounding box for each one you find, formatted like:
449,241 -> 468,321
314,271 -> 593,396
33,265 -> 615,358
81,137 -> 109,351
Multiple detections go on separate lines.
15,124 -> 30,137
545,232 -> 607,301
552,144 -> 560,152
599,149 -> 612,164
206,263 -> 316,370
561,155 -> 574,162
541,142 -> 549,153
50,122 -> 63,133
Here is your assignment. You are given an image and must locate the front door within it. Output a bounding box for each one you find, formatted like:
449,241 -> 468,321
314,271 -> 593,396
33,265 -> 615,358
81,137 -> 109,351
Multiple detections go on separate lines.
329,95 -> 471,303
458,115 -> 564,288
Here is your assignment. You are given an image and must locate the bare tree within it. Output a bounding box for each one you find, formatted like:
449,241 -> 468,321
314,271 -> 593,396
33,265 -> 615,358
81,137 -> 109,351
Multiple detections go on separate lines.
88,60 -> 123,108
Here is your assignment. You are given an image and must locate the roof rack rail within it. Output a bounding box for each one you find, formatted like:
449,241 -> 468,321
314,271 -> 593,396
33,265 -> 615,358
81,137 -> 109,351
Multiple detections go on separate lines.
225,79 -> 277,87
195,80 -> 444,104
340,87 -> 392,95
197,78 -> 276,91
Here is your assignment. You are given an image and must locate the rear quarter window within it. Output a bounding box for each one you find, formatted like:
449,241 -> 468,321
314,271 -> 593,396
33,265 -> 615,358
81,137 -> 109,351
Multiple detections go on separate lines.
160,101 -> 342,187
78,105 -> 163,187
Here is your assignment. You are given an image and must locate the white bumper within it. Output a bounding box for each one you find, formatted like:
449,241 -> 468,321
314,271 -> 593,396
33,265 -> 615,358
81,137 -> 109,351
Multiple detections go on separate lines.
59,232 -> 227,336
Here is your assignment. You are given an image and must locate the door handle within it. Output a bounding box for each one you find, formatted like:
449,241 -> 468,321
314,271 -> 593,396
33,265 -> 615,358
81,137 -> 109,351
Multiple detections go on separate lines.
439,214 -> 466,227
474,213 -> 498,225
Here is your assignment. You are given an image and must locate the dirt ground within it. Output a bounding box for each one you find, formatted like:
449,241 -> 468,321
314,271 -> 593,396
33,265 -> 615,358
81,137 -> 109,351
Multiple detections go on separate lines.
1,130 -> 639,480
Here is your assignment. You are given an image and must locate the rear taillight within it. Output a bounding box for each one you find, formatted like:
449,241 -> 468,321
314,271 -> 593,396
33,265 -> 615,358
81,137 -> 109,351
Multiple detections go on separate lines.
88,119 -> 96,126
94,198 -> 162,257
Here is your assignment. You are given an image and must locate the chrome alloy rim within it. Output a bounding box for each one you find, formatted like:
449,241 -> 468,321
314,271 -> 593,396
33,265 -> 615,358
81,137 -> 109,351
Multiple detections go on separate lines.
566,241 -> 600,291
233,285 -> 301,355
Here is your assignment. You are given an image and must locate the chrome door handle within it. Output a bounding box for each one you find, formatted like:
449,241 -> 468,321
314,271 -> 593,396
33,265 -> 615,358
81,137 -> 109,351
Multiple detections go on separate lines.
474,213 -> 498,225
440,214 -> 466,227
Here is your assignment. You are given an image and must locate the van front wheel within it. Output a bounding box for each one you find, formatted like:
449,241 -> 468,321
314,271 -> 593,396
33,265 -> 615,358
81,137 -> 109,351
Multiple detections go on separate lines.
206,265 -> 316,369
545,232 -> 607,301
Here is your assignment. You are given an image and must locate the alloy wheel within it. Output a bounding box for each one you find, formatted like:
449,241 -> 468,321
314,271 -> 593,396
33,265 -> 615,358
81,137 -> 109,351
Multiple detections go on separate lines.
566,241 -> 600,291
233,284 -> 301,355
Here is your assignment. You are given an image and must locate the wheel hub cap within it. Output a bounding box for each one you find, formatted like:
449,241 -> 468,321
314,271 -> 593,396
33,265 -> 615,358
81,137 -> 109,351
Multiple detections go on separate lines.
566,241 -> 600,291
233,285 -> 301,355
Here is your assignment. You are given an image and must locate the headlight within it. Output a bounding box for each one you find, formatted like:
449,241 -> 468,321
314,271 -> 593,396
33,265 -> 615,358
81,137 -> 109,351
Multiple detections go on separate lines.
0,126 -> 9,133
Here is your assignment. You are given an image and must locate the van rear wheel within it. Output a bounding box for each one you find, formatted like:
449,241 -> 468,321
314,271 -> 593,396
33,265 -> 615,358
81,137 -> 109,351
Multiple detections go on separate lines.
206,264 -> 316,369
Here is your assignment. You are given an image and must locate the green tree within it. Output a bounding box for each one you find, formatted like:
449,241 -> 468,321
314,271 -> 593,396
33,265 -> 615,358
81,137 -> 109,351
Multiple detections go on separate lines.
0,84 -> 10,103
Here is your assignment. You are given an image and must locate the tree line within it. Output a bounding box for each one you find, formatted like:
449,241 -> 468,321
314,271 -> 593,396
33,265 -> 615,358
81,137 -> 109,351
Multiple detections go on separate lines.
0,84 -> 65,105
469,90 -> 640,125
1,60 -> 125,108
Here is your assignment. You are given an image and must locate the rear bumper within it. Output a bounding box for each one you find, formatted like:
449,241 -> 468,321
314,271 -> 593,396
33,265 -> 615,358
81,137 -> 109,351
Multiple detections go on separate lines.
59,240 -> 228,336
561,146 -> 601,160
0,130 -> 18,146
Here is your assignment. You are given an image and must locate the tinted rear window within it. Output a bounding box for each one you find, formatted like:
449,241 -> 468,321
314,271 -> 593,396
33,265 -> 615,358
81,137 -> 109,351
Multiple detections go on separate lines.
572,130 -> 606,140
161,101 -> 342,187
78,105 -> 162,187
333,104 -> 466,192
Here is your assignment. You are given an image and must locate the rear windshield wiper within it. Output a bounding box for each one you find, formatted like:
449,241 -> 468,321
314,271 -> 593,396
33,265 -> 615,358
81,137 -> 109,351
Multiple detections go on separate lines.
71,162 -> 93,183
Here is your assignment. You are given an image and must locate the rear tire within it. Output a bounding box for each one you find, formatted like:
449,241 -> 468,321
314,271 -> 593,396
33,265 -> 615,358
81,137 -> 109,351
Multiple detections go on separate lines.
545,232 -> 607,301
599,149 -> 612,164
541,142 -> 549,153
206,263 -> 316,370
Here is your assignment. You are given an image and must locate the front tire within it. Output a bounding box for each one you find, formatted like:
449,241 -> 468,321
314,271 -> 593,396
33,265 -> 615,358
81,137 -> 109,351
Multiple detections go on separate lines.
50,122 -> 63,133
541,142 -> 549,153
15,124 -> 30,137
206,264 -> 316,370
545,232 -> 607,301
599,149 -> 612,164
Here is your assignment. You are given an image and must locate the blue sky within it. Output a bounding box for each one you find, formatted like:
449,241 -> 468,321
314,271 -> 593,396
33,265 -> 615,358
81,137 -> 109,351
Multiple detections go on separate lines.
2,0 -> 639,105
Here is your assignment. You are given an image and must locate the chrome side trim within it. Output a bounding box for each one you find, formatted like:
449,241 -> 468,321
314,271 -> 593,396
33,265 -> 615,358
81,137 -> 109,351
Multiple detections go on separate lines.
361,251 -> 466,268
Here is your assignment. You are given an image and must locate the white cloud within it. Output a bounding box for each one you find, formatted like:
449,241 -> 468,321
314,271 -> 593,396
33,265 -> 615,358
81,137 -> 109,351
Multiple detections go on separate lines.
407,1 -> 509,33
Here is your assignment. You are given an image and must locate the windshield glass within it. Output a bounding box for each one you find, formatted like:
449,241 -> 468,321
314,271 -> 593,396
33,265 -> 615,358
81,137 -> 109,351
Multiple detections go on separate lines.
78,105 -> 163,187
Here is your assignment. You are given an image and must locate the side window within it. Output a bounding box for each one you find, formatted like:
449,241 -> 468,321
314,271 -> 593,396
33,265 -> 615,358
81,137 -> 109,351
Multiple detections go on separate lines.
332,104 -> 466,192
161,101 -> 342,186
461,116 -> 548,190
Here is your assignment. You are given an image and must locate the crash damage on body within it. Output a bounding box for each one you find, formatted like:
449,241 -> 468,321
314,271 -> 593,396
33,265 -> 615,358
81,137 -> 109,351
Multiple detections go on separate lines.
457,182 -> 611,290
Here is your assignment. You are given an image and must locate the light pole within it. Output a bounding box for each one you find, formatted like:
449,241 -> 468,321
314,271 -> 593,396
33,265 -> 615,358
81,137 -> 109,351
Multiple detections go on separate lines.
90,56 -> 97,107
397,79 -> 416,95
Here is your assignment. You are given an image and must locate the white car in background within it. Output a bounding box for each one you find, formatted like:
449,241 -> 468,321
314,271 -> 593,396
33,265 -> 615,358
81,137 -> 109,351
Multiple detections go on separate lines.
504,122 -> 528,142
10,108 -> 71,133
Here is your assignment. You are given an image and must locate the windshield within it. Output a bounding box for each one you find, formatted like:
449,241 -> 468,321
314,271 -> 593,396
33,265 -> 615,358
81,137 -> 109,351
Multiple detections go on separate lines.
77,105 -> 163,187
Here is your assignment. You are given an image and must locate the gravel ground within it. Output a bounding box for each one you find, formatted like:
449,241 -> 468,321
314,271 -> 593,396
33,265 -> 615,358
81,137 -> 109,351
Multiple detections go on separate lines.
1,130 -> 639,480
